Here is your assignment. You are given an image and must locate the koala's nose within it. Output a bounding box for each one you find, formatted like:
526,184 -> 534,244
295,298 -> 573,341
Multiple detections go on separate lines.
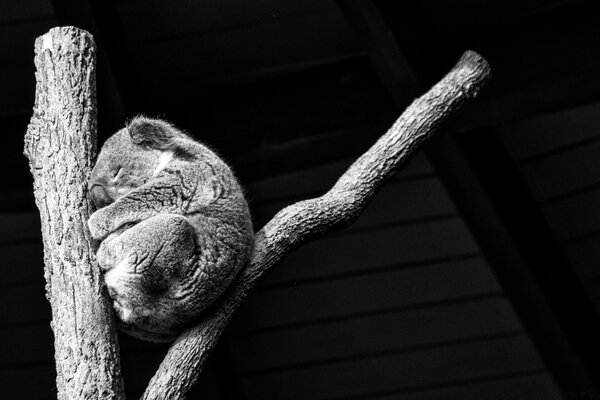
90,184 -> 114,209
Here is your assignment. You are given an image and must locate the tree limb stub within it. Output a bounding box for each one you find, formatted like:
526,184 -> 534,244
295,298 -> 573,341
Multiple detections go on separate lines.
143,50 -> 491,400
24,27 -> 125,400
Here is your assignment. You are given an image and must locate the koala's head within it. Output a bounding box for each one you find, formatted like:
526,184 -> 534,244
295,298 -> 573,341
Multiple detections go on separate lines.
89,116 -> 182,209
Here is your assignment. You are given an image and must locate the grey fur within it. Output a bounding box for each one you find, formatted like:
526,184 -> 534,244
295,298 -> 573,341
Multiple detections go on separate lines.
88,116 -> 253,342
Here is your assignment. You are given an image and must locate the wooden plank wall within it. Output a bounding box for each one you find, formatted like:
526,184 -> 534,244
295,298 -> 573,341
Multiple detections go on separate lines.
500,102 -> 600,315
116,0 -> 362,103
227,153 -> 563,399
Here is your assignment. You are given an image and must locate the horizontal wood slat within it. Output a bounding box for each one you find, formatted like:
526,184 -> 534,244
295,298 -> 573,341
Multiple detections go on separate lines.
130,9 -> 359,96
240,334 -> 544,400
230,296 -> 520,373
520,138 -> 600,202
256,217 -> 480,288
247,153 -> 433,202
502,102 -> 600,161
253,175 -> 455,231
232,256 -> 501,333
363,372 -> 561,400
118,0 -> 333,44
541,186 -> 600,244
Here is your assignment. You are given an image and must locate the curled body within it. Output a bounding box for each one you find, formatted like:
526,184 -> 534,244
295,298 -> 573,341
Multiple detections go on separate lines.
88,117 -> 253,342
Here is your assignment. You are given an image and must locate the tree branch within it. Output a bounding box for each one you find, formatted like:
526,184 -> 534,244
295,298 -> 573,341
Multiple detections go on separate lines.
24,27 -> 125,400
143,50 -> 491,400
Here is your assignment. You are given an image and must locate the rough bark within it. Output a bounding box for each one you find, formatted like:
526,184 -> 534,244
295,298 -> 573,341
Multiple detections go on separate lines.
142,50 -> 491,400
23,27 -> 125,400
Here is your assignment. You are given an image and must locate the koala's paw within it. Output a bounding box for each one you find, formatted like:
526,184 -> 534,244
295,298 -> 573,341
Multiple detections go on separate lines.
96,235 -> 123,271
88,210 -> 111,240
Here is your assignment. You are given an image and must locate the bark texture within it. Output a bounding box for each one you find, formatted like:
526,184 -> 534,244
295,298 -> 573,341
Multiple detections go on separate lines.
23,27 -> 125,400
143,50 -> 491,400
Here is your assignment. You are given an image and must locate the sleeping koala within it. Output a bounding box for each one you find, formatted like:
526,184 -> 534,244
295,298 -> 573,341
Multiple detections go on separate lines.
87,116 -> 253,342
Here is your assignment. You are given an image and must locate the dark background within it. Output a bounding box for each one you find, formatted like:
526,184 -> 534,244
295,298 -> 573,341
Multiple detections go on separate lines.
2,0 -> 600,398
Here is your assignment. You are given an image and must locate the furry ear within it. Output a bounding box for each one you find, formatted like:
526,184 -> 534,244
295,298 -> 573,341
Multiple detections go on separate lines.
128,116 -> 177,150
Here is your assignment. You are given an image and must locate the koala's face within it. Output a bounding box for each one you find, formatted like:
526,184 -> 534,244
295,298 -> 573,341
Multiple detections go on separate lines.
90,129 -> 162,209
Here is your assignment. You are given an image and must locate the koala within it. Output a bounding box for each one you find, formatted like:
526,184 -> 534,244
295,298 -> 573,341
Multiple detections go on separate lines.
87,116 -> 253,342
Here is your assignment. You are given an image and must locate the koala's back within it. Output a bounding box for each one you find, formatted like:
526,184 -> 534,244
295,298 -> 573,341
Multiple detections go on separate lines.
171,138 -> 254,310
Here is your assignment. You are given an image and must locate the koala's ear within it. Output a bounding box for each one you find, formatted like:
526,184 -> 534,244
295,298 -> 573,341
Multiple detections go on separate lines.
128,116 -> 177,150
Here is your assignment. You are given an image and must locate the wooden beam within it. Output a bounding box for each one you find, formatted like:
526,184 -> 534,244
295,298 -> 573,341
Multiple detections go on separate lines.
338,0 -> 598,391
337,0 -> 421,103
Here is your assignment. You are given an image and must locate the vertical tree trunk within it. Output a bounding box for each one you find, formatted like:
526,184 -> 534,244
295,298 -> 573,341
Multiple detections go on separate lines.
23,27 -> 125,400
